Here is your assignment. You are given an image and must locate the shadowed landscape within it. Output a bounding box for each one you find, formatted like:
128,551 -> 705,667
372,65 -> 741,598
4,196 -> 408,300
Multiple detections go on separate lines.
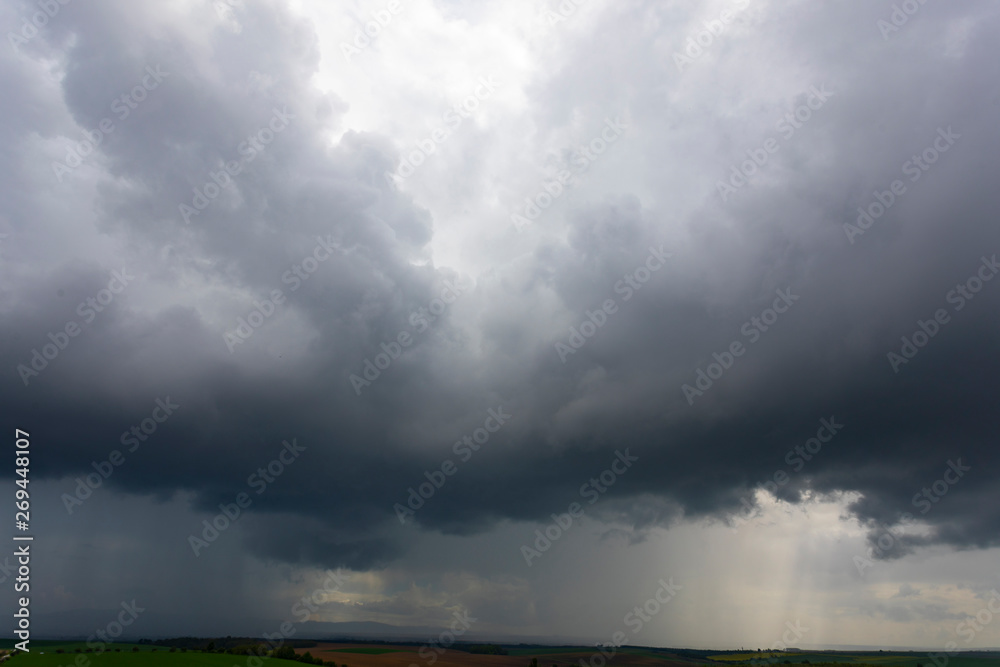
3,642 -> 998,667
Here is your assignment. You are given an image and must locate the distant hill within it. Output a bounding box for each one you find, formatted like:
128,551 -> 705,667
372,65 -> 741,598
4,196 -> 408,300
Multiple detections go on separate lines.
25,611 -> 581,645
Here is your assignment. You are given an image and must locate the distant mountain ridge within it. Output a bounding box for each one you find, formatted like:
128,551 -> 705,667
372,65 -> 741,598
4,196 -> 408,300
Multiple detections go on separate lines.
30,612 -> 995,651
28,610 -> 578,645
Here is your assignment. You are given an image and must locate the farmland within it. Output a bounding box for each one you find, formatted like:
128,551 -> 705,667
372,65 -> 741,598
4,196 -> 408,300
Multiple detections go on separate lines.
2,642 -> 998,667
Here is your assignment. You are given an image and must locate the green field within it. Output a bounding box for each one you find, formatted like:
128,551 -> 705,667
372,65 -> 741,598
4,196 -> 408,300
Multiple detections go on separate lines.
0,647 -> 303,667
0,643 -> 150,652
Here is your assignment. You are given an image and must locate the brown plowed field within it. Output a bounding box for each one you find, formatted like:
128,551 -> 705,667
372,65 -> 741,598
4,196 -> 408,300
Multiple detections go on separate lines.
295,644 -> 695,667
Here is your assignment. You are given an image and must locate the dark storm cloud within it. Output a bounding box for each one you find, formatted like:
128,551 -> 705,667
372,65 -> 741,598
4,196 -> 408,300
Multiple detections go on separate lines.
2,0 -> 999,586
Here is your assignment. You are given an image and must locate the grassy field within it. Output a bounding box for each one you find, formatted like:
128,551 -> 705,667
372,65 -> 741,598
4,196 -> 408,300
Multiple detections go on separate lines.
0,643 -> 150,652
0,646 -> 303,667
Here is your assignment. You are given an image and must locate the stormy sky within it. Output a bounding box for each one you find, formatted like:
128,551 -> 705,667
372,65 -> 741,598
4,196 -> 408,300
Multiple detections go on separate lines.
2,0 -> 1000,651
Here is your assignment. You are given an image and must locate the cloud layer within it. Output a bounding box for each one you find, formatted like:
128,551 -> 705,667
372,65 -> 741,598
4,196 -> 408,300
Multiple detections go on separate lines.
3,0 -> 1000,647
